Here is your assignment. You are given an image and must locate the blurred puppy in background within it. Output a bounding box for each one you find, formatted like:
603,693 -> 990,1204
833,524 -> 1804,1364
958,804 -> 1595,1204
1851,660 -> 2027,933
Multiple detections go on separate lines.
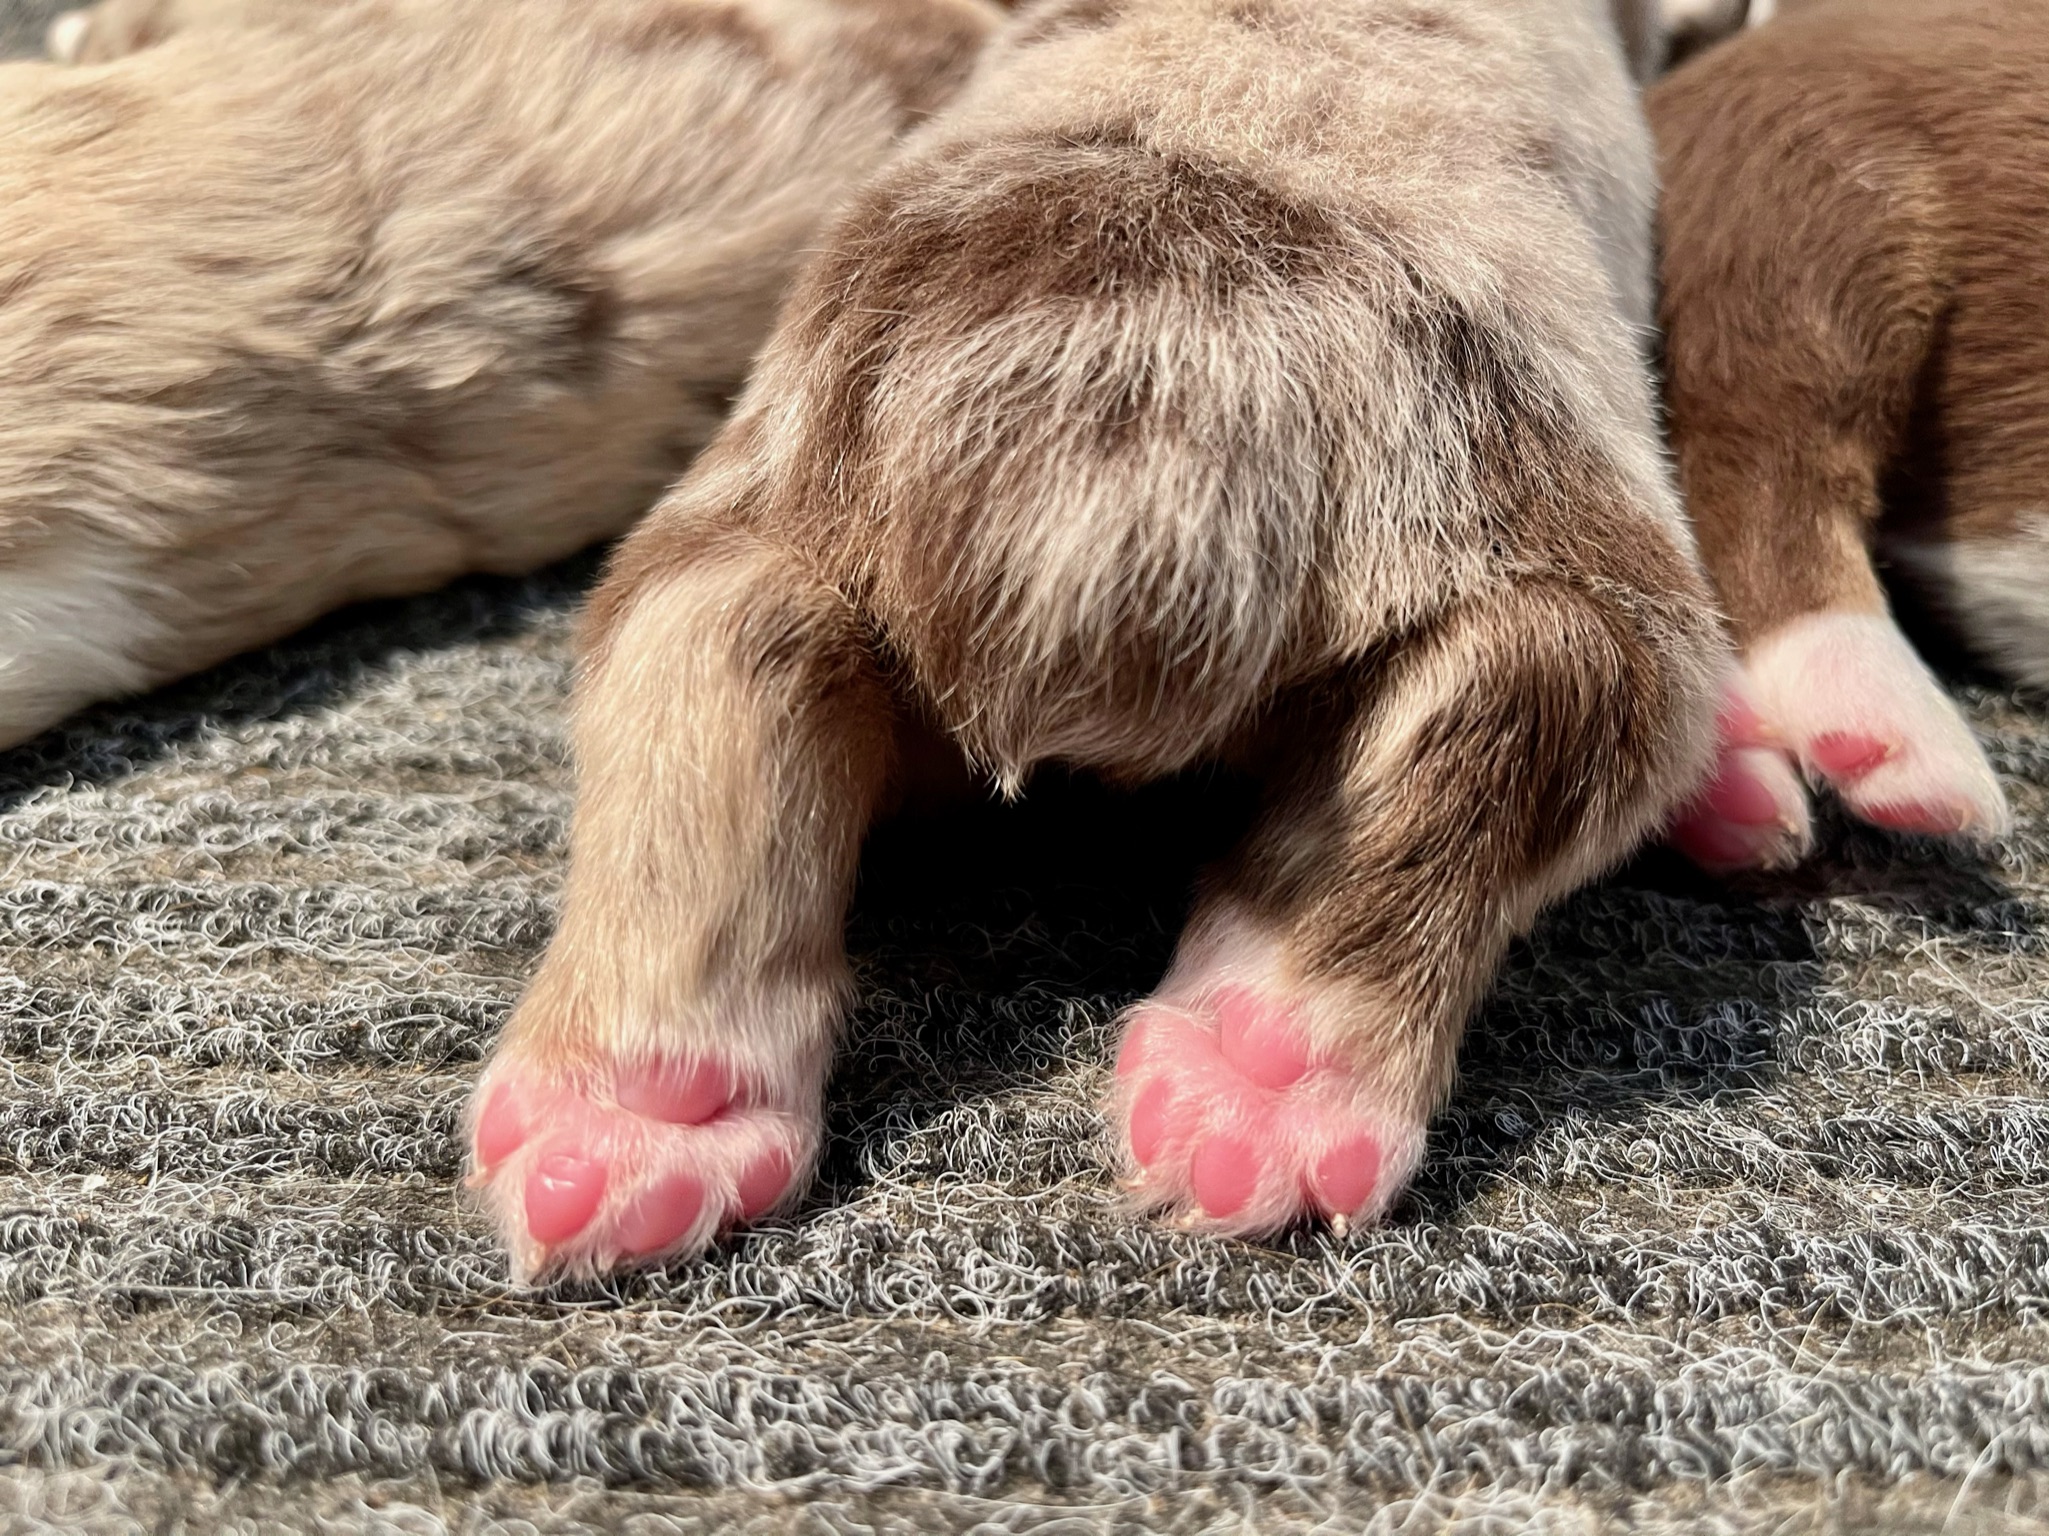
1655,0 -> 2038,868
1656,0 -> 1770,65
0,0 -> 993,747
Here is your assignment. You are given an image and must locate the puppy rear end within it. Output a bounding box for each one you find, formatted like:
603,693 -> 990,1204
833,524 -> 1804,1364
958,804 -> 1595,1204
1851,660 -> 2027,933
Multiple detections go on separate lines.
467,0 -> 1726,1277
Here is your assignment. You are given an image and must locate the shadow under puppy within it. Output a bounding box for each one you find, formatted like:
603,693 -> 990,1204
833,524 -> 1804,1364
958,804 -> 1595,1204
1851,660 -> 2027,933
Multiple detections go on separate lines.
467,0 -> 1729,1278
1655,0 -> 2041,869
0,0 -> 993,745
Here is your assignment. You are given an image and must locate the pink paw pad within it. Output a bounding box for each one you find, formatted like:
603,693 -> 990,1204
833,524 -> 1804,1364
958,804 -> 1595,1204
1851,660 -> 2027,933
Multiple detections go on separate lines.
464,1046 -> 812,1280
1859,797 -> 1972,836
616,1059 -> 733,1125
1744,611 -> 2009,845
1215,987 -> 1310,1089
1807,732 -> 1893,782
1308,1136 -> 1382,1219
1670,723 -> 1811,873
1189,1136 -> 1261,1218
1111,956 -> 1421,1239
474,1080 -> 539,1172
525,1152 -> 608,1245
614,1173 -> 707,1258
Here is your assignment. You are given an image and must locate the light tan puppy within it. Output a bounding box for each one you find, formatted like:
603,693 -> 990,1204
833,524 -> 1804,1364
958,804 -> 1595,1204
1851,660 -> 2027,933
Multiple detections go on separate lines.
0,0 -> 994,747
466,0 -> 1727,1279
1654,0 -> 2040,869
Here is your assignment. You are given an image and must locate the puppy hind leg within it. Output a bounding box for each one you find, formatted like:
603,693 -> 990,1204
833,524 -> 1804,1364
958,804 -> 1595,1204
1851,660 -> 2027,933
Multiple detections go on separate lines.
1656,70 -> 2008,862
1667,426 -> 2010,863
466,519 -> 895,1280
1113,578 -> 1718,1235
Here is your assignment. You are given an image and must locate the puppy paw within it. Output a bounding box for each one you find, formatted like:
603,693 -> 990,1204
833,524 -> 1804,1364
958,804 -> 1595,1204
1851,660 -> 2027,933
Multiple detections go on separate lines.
1750,611 -> 2009,838
466,1034 -> 815,1281
1669,682 -> 1812,871
1674,614 -> 2008,870
1111,932 -> 1427,1238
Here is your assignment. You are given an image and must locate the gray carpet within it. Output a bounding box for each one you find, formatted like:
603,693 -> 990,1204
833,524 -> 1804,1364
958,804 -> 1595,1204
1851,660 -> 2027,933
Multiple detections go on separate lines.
6,12 -> 2049,1536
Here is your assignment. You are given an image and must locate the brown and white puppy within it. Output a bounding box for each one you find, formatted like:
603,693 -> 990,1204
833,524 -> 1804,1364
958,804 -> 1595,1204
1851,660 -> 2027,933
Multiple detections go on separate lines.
465,0 -> 1727,1279
0,0 -> 994,748
1653,0 -> 2039,869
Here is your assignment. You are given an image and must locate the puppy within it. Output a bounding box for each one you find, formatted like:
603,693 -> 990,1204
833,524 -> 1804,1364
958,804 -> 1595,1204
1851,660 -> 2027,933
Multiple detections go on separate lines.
0,0 -> 995,748
465,0 -> 1727,1279
1653,0 -> 2038,869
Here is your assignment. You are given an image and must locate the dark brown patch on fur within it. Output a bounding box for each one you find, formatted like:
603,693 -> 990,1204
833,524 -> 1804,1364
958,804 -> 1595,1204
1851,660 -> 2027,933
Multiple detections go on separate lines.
1222,568 -> 1695,1057
1412,297 -> 1694,604
807,132 -> 1347,322
581,420 -> 772,664
1196,284 -> 1709,1039
754,132 -> 1354,715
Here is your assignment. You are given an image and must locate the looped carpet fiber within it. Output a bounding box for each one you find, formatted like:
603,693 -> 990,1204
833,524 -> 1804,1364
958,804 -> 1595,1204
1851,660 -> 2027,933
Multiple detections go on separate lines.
0,555 -> 2044,1535
3,12 -> 2049,1530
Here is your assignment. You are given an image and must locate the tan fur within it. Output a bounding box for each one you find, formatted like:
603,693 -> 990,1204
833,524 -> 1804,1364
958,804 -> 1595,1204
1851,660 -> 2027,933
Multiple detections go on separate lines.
0,0 -> 996,745
472,0 -> 1725,1276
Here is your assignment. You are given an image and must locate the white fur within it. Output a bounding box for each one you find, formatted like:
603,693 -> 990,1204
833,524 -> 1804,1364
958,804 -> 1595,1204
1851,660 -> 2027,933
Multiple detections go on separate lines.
1891,523 -> 2049,693
1747,610 -> 2010,836
0,542 -> 172,748
44,9 -> 90,61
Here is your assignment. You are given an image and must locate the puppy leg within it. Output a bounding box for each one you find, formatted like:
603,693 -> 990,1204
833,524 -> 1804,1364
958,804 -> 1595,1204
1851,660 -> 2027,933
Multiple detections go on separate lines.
1660,416 -> 2009,866
1652,55 -> 2009,868
1114,579 -> 1708,1233
466,515 -> 895,1281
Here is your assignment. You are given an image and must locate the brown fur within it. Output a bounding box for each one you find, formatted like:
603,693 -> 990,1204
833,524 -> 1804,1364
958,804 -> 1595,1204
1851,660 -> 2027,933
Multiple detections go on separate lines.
469,0 -> 1725,1276
1653,0 -> 2049,659
0,0 -> 996,746
1647,0 -> 2037,867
